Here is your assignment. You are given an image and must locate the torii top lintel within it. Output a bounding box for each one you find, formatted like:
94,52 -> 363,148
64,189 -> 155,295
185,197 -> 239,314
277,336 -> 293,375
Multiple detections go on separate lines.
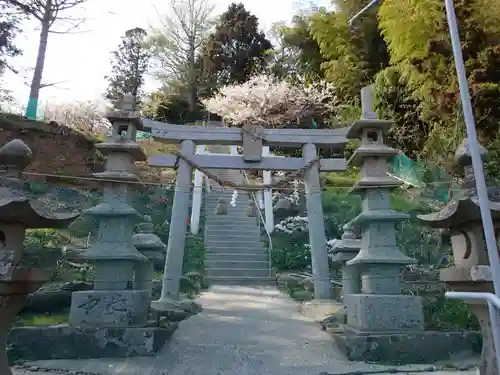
140,118 -> 349,150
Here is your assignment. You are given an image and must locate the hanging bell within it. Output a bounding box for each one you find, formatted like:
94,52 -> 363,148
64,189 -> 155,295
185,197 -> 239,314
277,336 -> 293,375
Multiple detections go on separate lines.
246,200 -> 257,217
214,198 -> 228,215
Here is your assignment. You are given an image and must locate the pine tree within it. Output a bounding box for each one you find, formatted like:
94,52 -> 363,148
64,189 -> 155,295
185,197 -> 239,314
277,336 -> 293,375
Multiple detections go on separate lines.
105,27 -> 151,108
197,3 -> 272,96
0,3 -> 22,75
0,3 -> 22,108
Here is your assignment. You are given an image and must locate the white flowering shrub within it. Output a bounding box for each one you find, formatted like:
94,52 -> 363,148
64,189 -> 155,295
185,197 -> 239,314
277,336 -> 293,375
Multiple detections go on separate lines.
272,214 -> 340,270
304,239 -> 338,260
202,74 -> 339,128
270,187 -> 362,271
274,215 -> 309,234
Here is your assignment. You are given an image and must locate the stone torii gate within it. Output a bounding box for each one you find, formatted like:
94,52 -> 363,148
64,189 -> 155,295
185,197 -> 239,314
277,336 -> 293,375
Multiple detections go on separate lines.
140,119 -> 349,307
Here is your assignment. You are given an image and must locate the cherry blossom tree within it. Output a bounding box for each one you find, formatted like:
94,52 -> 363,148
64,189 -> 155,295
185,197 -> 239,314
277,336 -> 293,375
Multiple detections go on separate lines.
43,100 -> 110,135
202,73 -> 340,128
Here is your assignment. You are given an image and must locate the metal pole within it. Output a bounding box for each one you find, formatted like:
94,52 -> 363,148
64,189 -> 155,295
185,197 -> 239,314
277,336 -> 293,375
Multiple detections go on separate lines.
445,0 -> 500,295
348,0 -> 380,26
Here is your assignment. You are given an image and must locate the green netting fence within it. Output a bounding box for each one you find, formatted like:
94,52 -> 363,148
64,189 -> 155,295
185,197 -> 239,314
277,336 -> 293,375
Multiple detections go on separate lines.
389,153 -> 459,204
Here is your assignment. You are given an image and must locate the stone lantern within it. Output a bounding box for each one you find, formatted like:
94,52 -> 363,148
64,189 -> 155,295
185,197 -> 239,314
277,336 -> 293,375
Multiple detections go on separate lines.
0,139 -> 79,375
334,86 -> 426,363
132,215 -> 166,299
417,139 -> 500,375
69,93 -> 149,328
343,111 -> 422,333
331,224 -> 361,296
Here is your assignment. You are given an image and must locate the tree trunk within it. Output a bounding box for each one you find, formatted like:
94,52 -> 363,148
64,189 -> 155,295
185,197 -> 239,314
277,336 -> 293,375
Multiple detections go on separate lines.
25,2 -> 51,120
187,39 -> 197,117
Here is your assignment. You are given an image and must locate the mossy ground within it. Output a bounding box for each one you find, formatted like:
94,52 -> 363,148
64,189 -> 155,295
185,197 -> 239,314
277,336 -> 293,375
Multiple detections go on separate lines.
14,310 -> 70,327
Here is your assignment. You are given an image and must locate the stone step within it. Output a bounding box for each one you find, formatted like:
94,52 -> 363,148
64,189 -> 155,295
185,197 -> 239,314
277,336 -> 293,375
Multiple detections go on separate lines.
204,240 -> 266,248
205,233 -> 261,241
206,276 -> 277,286
205,233 -> 262,239
205,207 -> 252,213
206,195 -> 252,200
206,240 -> 264,248
205,253 -> 268,262
205,246 -> 267,255
206,201 -> 255,207
206,228 -> 261,235
207,219 -> 261,225
205,208 -> 251,213
206,268 -> 270,277
205,236 -> 264,243
205,202 -> 253,208
206,202 -> 256,212
206,218 -> 258,224
205,260 -> 269,270
206,196 -> 252,202
207,217 -> 260,224
206,213 -> 256,219
205,225 -> 261,232
206,197 -> 242,202
206,228 -> 262,235
207,214 -> 258,220
207,245 -> 265,252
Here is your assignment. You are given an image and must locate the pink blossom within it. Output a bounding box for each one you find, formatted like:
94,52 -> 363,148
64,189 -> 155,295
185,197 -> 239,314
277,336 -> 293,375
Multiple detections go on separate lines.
202,74 -> 339,128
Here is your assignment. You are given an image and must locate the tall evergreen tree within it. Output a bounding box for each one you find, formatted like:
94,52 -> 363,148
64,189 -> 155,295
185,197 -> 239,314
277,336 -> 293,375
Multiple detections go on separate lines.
197,2 -> 272,96
105,27 -> 151,108
0,3 -> 21,75
0,3 -> 22,108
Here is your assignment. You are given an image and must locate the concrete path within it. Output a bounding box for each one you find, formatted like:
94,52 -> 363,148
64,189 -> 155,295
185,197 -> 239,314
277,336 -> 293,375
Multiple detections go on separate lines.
20,286 -> 479,375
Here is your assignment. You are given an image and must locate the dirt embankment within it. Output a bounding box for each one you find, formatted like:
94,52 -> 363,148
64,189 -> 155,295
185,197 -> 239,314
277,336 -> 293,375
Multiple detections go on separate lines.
0,113 -> 176,188
0,114 -> 101,187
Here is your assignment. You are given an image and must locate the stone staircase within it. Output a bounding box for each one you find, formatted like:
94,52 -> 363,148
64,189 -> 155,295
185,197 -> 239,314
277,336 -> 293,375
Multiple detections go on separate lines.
203,154 -> 275,286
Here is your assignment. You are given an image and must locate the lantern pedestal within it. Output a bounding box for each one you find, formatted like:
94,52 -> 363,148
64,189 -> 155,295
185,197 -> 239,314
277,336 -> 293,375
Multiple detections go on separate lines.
333,326 -> 480,364
1,266 -> 56,375
471,302 -> 497,375
441,265 -> 497,375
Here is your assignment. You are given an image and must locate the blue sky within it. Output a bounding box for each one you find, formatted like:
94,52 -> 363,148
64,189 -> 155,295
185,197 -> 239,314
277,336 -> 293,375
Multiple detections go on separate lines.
3,0 -> 330,111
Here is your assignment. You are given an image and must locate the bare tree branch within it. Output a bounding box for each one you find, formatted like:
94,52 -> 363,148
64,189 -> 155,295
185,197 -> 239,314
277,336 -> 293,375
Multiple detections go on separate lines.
21,68 -> 68,89
40,80 -> 68,88
49,19 -> 88,33
146,0 -> 214,112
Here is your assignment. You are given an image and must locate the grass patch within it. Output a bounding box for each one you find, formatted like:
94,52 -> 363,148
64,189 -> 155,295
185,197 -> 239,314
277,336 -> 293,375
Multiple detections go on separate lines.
422,295 -> 479,331
15,311 -> 69,327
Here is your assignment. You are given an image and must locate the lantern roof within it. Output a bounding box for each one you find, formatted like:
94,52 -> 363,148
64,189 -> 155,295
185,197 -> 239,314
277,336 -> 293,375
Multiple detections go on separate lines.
0,139 -> 79,228
417,139 -> 500,228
